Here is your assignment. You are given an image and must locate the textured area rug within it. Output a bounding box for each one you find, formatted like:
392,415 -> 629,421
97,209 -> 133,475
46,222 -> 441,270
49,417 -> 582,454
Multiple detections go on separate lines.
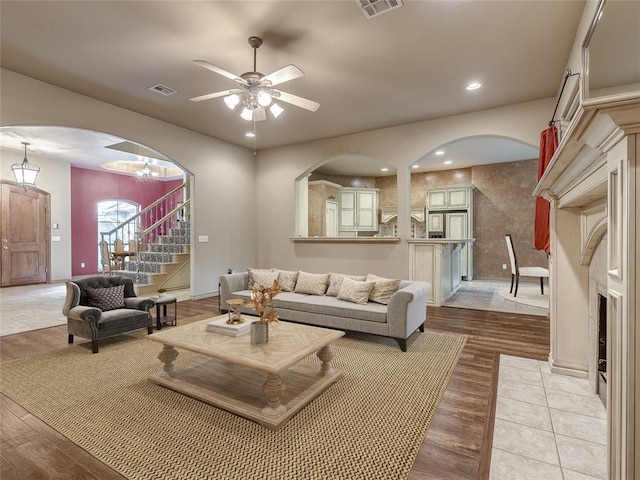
499,287 -> 549,309
0,315 -> 466,480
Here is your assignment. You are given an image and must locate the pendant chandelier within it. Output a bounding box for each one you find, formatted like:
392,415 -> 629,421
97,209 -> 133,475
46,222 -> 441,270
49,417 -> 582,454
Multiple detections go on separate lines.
11,142 -> 40,190
136,161 -> 159,182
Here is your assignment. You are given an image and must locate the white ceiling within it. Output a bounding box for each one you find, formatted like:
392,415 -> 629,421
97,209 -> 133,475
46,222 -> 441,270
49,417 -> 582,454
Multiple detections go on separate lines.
0,0 -> 587,173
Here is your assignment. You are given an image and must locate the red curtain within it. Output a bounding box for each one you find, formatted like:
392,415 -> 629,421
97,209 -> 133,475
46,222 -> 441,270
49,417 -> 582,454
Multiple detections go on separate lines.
534,125 -> 558,254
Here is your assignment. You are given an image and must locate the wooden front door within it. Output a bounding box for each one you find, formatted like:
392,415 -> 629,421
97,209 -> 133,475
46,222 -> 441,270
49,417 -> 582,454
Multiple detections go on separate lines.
0,182 -> 50,286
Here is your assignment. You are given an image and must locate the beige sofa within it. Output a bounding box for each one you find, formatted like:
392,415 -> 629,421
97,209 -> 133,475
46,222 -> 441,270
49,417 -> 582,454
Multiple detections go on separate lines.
219,271 -> 430,351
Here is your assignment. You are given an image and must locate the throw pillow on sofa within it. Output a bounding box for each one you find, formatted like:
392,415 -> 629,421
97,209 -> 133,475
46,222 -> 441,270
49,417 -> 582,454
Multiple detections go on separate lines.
294,271 -> 329,295
337,277 -> 376,305
366,273 -> 401,305
325,272 -> 367,297
85,284 -> 126,311
277,270 -> 299,292
248,268 -> 278,289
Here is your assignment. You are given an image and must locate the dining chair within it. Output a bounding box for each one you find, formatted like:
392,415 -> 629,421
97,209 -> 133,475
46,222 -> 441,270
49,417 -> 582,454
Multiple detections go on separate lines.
99,240 -> 116,275
505,233 -> 549,297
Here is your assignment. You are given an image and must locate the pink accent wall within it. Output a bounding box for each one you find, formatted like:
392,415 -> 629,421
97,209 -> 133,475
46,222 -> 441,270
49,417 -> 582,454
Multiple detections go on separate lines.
71,167 -> 182,276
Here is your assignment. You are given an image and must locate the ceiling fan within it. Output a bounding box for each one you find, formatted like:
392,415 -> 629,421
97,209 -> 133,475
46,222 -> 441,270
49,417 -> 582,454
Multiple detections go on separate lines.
189,36 -> 320,122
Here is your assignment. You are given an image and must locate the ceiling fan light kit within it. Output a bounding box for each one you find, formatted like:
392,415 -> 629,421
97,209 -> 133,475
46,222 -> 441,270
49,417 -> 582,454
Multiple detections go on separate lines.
190,36 -> 319,123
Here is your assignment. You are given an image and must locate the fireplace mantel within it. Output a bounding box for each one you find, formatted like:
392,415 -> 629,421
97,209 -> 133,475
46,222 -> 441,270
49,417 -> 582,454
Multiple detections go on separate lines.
537,90 -> 639,480
534,92 -> 640,208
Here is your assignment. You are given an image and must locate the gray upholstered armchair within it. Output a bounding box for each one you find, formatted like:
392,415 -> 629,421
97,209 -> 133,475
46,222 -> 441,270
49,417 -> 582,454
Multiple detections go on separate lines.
63,276 -> 155,353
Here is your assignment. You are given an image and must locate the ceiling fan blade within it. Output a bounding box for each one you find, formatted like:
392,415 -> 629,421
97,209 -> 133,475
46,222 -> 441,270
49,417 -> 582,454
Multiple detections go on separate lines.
274,90 -> 320,112
189,89 -> 244,102
193,60 -> 248,86
254,107 -> 267,122
261,65 -> 304,87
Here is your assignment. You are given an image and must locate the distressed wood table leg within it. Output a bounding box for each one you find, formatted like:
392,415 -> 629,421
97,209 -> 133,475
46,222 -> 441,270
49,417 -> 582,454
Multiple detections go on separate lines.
262,373 -> 287,416
158,344 -> 179,375
317,345 -> 335,376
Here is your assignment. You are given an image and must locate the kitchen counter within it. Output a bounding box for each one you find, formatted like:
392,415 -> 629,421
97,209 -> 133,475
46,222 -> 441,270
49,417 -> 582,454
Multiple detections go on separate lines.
407,238 -> 475,306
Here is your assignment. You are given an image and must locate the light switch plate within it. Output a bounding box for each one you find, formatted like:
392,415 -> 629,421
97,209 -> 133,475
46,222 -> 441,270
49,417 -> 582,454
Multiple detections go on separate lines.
198,235 -> 209,242
52,236 -> 61,242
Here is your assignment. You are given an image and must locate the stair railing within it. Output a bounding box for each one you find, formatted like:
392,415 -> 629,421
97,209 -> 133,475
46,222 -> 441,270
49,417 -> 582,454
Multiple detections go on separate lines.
99,182 -> 190,276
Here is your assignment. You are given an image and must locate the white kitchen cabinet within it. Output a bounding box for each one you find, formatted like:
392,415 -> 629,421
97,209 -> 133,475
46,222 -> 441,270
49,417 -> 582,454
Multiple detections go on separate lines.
428,213 -> 444,232
339,188 -> 379,234
427,186 -> 470,210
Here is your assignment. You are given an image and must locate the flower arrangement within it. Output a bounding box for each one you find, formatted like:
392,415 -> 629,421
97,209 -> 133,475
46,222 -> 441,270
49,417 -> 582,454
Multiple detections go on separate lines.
245,280 -> 282,324
157,288 -> 167,296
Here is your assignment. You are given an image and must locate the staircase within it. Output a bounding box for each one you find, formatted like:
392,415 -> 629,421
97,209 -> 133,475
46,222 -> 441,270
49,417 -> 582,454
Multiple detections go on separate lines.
100,182 -> 191,295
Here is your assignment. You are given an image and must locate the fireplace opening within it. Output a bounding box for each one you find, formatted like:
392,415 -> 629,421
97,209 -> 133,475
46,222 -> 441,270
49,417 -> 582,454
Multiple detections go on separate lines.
597,293 -> 607,407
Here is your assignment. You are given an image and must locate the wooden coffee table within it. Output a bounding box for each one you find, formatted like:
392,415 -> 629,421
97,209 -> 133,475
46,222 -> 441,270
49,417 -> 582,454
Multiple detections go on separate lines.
148,315 -> 344,430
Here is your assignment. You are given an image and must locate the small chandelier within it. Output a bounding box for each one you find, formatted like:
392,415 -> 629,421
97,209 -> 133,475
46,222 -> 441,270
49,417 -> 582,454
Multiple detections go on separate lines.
11,142 -> 40,190
136,161 -> 159,182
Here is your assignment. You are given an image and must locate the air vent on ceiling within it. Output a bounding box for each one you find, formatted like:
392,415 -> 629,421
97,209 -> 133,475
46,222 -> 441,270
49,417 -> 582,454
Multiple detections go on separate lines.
148,83 -> 177,96
355,0 -> 403,19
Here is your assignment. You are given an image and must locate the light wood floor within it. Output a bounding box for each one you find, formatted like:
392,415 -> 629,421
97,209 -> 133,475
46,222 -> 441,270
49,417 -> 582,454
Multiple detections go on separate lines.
0,296 -> 548,480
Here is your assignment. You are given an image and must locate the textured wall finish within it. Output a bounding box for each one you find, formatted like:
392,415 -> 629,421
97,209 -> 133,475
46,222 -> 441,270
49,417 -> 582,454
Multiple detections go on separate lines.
411,169 -> 473,205
375,175 -> 398,207
472,159 -> 547,279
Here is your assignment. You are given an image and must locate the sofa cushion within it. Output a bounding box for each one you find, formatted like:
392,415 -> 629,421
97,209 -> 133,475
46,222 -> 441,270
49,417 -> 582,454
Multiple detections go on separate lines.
277,270 -> 299,292
289,294 -> 388,323
85,285 -> 125,312
366,274 -> 401,305
248,268 -> 278,289
325,272 -> 367,297
229,290 -> 387,323
97,308 -> 150,330
294,271 -> 329,295
337,277 -> 375,304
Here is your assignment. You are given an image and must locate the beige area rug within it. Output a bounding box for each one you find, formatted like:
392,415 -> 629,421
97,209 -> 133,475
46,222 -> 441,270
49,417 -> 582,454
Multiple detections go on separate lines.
499,287 -> 549,309
0,314 -> 466,480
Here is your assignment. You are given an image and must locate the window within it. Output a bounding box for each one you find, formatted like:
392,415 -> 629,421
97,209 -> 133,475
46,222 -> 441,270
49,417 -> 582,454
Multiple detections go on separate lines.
97,199 -> 140,271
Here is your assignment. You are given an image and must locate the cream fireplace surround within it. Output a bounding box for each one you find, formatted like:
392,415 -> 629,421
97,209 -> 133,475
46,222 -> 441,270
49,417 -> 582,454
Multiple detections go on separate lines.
534,95 -> 638,479
531,1 -> 639,475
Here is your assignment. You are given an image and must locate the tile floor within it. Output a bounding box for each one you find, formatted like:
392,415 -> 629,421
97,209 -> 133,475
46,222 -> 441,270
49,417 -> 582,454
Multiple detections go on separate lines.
490,354 -> 607,480
444,279 -> 549,317
0,282 -> 191,337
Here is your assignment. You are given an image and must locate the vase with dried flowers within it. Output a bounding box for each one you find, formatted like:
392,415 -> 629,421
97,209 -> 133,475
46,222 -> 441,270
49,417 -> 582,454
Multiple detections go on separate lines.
245,279 -> 282,344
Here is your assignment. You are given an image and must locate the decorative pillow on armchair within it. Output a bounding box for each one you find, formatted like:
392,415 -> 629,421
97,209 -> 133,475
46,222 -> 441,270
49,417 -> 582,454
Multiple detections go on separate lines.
365,274 -> 401,305
294,272 -> 329,295
337,277 -> 375,305
248,268 -> 278,289
85,284 -> 126,311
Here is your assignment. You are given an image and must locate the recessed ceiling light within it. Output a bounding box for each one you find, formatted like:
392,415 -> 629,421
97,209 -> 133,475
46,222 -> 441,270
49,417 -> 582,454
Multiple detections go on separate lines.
381,167 -> 389,172
412,165 -> 419,169
245,132 -> 255,138
435,150 -> 445,156
466,82 -> 482,91
444,160 -> 453,165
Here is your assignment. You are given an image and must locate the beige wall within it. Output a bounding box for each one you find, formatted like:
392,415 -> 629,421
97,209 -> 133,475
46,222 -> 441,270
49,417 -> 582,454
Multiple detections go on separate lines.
1,69 -> 256,297
256,98 -> 554,279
